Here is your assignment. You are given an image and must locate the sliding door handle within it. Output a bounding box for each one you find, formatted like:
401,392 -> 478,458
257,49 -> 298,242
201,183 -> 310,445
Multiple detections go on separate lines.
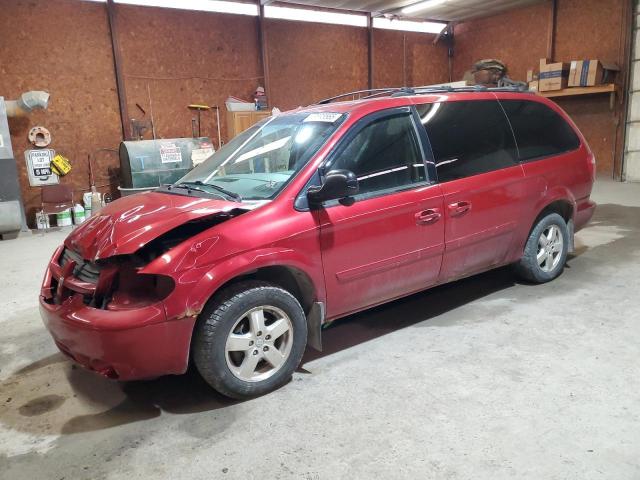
448,201 -> 472,217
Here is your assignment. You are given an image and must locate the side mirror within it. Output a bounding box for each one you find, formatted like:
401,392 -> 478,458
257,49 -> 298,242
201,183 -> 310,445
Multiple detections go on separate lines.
307,169 -> 359,205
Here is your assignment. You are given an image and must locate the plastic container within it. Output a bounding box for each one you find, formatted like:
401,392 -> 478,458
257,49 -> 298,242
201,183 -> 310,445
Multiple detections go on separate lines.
91,189 -> 102,215
225,96 -> 255,112
83,192 -> 92,209
73,204 -> 85,225
35,211 -> 50,230
56,208 -> 72,227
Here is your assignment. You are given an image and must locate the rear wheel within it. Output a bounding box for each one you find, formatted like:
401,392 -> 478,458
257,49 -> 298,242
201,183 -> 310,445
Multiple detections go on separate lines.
515,213 -> 569,283
193,281 -> 307,399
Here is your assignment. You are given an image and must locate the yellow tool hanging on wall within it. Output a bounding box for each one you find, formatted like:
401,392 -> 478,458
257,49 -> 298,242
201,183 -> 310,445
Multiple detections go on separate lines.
51,153 -> 72,176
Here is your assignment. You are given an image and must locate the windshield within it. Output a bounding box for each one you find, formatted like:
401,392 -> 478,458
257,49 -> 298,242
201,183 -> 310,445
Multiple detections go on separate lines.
176,112 -> 345,201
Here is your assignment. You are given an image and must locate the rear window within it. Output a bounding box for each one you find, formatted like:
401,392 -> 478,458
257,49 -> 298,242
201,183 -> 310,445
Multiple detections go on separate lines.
499,99 -> 581,161
416,100 -> 518,183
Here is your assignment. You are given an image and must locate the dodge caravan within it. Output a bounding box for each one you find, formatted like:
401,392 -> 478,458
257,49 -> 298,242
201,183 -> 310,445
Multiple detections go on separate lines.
40,87 -> 597,398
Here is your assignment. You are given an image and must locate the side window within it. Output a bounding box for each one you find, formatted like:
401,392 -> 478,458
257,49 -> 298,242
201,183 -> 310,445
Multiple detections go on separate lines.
328,113 -> 426,195
499,100 -> 581,161
416,100 -> 518,183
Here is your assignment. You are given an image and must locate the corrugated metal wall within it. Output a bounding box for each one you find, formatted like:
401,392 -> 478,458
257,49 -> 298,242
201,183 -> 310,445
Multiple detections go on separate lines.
624,0 -> 640,181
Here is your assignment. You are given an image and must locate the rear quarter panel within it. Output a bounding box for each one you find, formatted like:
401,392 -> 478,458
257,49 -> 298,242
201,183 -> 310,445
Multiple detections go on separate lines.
518,145 -> 592,240
501,95 -> 594,258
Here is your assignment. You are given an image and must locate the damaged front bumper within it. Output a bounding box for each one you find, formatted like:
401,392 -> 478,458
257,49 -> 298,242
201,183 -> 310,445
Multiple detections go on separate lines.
39,296 -> 195,380
39,245 -> 195,380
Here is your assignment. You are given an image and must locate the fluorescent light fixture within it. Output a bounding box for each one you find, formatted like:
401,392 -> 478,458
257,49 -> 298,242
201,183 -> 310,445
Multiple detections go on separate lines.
402,0 -> 446,15
373,17 -> 446,34
113,0 -> 258,16
264,5 -> 367,27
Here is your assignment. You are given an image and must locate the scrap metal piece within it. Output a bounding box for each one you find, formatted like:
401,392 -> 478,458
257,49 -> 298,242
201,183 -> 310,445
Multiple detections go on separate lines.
28,126 -> 52,147
5,91 -> 50,117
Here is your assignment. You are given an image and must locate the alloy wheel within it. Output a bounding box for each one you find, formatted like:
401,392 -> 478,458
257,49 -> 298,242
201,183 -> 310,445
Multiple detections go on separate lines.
537,224 -> 564,273
224,306 -> 293,382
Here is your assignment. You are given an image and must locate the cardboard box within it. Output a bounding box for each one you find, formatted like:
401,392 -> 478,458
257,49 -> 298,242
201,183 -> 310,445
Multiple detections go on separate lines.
528,80 -> 539,92
569,60 -> 603,87
539,60 -> 568,91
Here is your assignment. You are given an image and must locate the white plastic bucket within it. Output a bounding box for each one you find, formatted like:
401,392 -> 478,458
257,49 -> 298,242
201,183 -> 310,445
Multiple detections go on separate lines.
56,208 -> 72,227
73,204 -> 85,225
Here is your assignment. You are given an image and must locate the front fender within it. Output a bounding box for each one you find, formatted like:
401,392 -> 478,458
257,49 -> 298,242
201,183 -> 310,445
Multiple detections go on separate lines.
162,247 -> 325,321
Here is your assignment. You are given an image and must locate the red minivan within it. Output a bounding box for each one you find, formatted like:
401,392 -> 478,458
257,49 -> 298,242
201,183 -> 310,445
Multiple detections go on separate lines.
40,87 -> 596,398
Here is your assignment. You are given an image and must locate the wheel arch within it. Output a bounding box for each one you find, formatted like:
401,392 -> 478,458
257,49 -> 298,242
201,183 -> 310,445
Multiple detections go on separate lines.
208,264 -> 317,315
529,182 -> 576,228
533,198 -> 574,226
180,245 -> 324,315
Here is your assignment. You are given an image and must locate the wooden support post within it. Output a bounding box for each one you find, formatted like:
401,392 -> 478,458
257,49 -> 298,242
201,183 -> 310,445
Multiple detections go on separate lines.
546,0 -> 557,60
258,4 -> 272,108
106,0 -> 131,140
367,13 -> 374,90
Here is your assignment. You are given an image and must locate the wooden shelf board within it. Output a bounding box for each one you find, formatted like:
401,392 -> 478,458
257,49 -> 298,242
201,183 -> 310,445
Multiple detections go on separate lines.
538,84 -> 616,98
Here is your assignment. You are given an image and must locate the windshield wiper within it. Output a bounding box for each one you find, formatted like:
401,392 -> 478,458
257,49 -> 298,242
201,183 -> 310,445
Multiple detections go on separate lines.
173,181 -> 242,202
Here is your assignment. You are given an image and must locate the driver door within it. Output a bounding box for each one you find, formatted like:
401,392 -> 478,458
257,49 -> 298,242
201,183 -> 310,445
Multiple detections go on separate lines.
316,108 -> 445,319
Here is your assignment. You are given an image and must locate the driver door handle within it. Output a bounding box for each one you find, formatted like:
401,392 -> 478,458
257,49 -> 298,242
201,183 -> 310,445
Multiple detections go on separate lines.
415,209 -> 441,225
448,201 -> 472,217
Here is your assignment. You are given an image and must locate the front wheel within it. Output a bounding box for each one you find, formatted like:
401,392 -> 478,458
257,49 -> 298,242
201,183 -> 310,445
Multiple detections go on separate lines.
514,213 -> 569,283
193,281 -> 307,399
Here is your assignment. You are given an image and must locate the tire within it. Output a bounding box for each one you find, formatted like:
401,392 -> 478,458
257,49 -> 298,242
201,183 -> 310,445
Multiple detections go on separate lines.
514,213 -> 569,284
193,281 -> 307,399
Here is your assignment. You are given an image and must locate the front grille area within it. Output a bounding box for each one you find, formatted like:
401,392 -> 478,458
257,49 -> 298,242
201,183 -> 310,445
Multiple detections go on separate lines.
60,248 -> 101,284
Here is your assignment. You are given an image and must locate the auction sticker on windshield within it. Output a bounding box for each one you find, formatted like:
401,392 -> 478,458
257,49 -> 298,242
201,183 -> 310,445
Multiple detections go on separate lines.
303,113 -> 342,123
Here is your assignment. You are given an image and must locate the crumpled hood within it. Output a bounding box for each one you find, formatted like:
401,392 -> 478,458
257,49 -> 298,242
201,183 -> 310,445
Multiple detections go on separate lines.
65,191 -> 246,260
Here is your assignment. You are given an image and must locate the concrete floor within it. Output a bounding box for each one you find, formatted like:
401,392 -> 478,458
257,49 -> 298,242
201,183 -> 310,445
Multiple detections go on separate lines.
1,180 -> 639,480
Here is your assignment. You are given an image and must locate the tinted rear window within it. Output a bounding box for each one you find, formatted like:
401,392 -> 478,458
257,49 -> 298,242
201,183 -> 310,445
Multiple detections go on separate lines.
416,100 -> 518,183
499,99 -> 581,161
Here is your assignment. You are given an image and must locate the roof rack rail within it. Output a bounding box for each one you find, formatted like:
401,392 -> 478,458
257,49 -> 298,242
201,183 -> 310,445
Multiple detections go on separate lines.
412,84 -> 531,95
317,88 -> 407,105
316,84 -> 531,104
